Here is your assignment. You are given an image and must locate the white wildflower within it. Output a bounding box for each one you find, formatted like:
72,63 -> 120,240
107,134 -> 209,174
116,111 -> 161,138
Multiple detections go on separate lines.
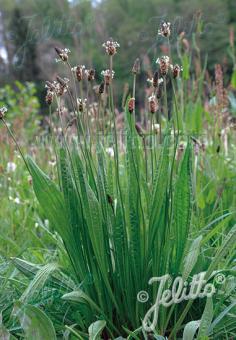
14,197 -> 20,204
106,147 -> 114,157
7,162 -> 16,173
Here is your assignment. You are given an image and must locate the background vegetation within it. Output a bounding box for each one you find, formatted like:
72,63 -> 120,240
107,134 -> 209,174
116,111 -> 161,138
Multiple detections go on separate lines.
0,0 -> 236,111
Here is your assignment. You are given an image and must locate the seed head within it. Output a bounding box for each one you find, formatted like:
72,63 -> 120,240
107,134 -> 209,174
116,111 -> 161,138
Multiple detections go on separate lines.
54,77 -> 69,96
102,38 -> 120,55
56,76 -> 69,86
77,98 -> 87,112
171,64 -> 183,78
132,58 -> 141,74
128,97 -> 135,114
45,81 -> 55,91
99,82 -> 105,94
156,56 -> 170,76
71,65 -> 85,81
101,69 -> 115,85
158,21 -> 171,38
45,90 -> 54,105
148,95 -> 158,114
55,47 -> 70,62
85,68 -> 95,81
0,106 -> 7,119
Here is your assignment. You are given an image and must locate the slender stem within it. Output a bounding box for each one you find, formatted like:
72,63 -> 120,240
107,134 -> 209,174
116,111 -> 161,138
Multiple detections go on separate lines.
132,73 -> 136,119
159,109 -> 162,144
97,96 -> 102,143
143,137 -> 148,182
109,54 -> 127,242
171,77 -> 180,135
163,76 -> 169,120
167,37 -> 172,62
49,105 -> 61,189
79,81 -> 85,129
167,78 -> 180,230
153,113 -> 157,166
85,81 -> 92,150
66,87 -> 97,184
2,118 -> 31,174
66,61 -> 79,112
150,114 -> 154,183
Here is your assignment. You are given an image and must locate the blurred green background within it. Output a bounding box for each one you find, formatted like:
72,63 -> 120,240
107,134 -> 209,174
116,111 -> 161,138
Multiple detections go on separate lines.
0,0 -> 235,111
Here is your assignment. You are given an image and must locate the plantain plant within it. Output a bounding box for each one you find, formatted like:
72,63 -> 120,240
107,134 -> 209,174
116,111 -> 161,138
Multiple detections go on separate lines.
0,20 -> 235,340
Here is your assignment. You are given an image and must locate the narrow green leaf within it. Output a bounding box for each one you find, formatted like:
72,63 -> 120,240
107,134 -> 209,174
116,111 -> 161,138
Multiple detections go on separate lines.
13,301 -> 56,340
88,320 -> 106,340
62,290 -> 102,314
231,68 -> 236,88
183,320 -> 200,340
12,257 -> 75,291
149,135 -> 170,245
26,156 -> 68,241
197,297 -> 213,339
209,300 -> 236,333
20,263 -> 59,302
205,225 -> 236,280
182,235 -> 202,280
172,143 -> 192,269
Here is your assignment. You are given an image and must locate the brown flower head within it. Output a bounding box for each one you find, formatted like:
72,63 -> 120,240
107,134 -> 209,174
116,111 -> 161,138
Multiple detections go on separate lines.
54,76 -> 69,96
45,81 -> 55,91
71,65 -> 85,81
45,90 -> 54,105
158,21 -> 171,38
77,98 -> 87,112
0,106 -> 7,119
55,47 -> 70,62
156,56 -> 170,76
102,38 -> 120,56
128,97 -> 135,114
101,69 -> 115,85
148,95 -> 158,114
85,68 -> 96,81
132,58 -> 141,74
99,82 -> 105,94
171,64 -> 183,78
